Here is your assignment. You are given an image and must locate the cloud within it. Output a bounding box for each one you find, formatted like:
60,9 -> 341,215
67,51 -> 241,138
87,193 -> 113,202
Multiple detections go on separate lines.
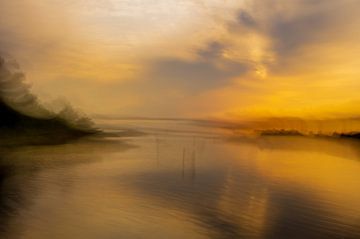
269,13 -> 328,57
147,41 -> 249,93
267,2 -> 340,58
229,0 -> 360,68
197,41 -> 225,60
236,10 -> 257,28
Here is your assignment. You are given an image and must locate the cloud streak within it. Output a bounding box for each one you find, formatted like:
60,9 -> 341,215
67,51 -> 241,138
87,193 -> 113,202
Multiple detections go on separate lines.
148,41 -> 249,93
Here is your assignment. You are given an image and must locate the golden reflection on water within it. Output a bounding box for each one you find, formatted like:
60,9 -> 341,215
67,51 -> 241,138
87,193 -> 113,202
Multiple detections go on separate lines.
0,127 -> 360,239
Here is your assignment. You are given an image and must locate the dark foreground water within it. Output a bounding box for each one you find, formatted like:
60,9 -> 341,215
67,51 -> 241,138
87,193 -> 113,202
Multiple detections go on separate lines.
1,120 -> 360,239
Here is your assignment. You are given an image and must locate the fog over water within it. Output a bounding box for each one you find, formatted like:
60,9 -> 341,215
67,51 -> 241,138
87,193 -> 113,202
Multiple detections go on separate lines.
0,119 -> 360,239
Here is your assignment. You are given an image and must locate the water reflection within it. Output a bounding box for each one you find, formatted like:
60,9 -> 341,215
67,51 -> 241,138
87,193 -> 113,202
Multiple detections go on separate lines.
0,126 -> 360,239
0,137 -> 133,238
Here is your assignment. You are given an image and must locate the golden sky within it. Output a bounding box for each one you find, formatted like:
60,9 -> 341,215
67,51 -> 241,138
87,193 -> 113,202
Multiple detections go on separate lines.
1,0 -> 360,120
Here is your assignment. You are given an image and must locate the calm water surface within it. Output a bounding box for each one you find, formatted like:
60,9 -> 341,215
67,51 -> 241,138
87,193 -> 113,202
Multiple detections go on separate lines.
1,120 -> 360,239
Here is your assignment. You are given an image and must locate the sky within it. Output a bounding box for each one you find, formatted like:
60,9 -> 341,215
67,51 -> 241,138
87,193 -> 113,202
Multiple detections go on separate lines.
1,0 -> 360,120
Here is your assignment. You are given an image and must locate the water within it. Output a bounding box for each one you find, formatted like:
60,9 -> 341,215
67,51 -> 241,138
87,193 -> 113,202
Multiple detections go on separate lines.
1,120 -> 360,239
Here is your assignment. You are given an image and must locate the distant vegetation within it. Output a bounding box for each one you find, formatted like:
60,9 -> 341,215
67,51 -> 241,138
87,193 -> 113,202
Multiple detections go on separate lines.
243,117 -> 360,139
334,132 -> 360,139
0,56 -> 97,146
258,129 -> 360,139
259,129 -> 304,136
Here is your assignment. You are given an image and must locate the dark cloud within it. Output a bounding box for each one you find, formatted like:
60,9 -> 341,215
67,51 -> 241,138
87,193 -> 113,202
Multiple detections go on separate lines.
269,9 -> 332,57
230,0 -> 360,60
197,41 -> 225,60
150,59 -> 247,92
148,42 -> 249,93
237,10 -> 257,28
